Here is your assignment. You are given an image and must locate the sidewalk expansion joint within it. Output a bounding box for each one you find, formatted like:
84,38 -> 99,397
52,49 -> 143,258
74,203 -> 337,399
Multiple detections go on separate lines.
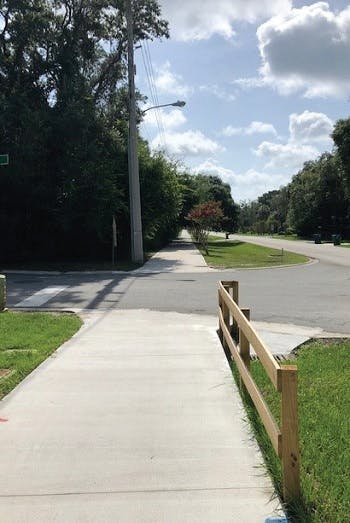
0,485 -> 266,499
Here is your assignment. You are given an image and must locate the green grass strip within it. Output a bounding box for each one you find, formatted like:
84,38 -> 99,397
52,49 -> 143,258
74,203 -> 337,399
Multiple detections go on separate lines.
0,311 -> 82,399
199,236 -> 308,268
232,340 -> 350,522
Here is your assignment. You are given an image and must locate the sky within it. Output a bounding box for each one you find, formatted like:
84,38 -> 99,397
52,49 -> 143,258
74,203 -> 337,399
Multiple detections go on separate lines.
135,1 -> 350,202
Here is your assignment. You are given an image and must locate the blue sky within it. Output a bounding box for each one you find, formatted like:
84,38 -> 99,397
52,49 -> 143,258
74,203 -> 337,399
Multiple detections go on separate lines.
135,1 -> 350,201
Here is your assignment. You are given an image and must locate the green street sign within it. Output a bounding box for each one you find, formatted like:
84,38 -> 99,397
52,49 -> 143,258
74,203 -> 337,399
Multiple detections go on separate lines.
0,154 -> 9,166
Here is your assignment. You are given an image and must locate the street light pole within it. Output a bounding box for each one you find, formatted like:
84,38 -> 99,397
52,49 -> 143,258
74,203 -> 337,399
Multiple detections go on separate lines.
126,0 -> 143,263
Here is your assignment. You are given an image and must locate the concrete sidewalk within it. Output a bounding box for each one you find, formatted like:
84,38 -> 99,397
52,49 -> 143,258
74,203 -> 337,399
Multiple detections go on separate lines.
133,230 -> 212,274
0,234 -> 288,521
0,310 -> 283,522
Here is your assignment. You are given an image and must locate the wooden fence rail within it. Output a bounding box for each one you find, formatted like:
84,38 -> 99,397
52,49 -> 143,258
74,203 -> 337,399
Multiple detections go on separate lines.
218,280 -> 300,503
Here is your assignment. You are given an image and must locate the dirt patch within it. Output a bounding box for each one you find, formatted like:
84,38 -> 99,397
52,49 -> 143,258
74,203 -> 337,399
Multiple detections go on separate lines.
2,348 -> 35,354
0,369 -> 12,379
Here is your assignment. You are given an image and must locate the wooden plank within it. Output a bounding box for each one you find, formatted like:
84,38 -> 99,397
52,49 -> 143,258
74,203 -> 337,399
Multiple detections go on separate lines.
219,311 -> 282,456
220,280 -> 238,289
219,283 -> 280,389
281,366 -> 300,502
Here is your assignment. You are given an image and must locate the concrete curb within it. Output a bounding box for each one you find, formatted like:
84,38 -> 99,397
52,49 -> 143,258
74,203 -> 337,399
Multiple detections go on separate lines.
1,269 -> 133,276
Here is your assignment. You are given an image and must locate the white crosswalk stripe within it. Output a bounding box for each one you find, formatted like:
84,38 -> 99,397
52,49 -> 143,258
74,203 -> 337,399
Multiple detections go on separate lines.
15,286 -> 67,307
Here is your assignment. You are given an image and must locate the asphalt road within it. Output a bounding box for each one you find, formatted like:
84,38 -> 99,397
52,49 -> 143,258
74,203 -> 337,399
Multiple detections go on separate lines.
231,233 -> 350,267
5,248 -> 350,334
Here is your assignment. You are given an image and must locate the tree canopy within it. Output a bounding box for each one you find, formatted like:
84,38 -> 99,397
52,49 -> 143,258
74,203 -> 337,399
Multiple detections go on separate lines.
238,121 -> 350,240
0,0 -> 239,264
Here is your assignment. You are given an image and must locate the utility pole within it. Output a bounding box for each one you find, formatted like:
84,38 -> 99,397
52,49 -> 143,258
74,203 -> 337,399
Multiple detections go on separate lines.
126,0 -> 144,263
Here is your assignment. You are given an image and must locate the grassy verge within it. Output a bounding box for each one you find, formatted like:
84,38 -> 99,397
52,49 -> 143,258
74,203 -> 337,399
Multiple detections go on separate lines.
199,236 -> 308,268
0,311 -> 82,400
232,340 -> 350,522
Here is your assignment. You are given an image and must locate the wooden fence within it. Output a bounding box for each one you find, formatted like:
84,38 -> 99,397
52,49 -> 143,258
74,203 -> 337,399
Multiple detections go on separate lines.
218,280 -> 300,503
0,275 -> 6,311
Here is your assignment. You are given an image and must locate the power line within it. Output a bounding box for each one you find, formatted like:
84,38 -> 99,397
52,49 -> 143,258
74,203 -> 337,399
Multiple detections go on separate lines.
140,42 -> 166,149
140,45 -> 164,146
145,41 -> 167,146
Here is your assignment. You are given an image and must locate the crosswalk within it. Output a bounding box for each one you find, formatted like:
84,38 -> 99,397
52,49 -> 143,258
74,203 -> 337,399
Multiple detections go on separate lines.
15,286 -> 67,307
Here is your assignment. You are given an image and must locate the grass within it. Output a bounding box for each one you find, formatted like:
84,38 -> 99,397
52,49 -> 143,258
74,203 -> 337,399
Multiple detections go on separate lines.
198,236 -> 308,268
0,311 -> 82,400
232,340 -> 350,522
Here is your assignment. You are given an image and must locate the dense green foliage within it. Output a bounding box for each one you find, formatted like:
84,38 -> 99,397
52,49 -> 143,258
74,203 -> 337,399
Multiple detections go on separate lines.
234,341 -> 350,522
238,120 -> 350,239
0,1 -> 239,263
179,172 -> 239,232
0,0 -> 170,262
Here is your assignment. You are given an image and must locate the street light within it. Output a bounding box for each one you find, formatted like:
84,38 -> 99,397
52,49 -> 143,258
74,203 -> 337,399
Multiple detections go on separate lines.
126,2 -> 186,264
142,100 -> 186,114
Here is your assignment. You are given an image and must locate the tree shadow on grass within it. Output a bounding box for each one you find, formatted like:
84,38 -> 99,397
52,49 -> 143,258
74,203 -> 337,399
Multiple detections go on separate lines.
207,240 -> 245,249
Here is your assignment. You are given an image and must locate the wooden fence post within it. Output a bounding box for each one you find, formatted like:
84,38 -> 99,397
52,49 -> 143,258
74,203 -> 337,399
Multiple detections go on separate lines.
0,275 -> 6,312
239,308 -> 250,368
218,290 -> 223,343
231,280 -> 239,306
231,281 -> 239,341
222,286 -> 231,359
281,365 -> 300,503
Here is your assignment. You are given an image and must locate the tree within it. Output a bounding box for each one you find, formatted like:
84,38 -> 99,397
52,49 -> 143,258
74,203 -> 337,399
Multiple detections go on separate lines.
287,154 -> 349,238
178,173 -> 239,232
0,0 -> 173,262
238,188 -> 289,234
332,119 -> 350,191
139,142 -> 182,250
186,201 -> 224,254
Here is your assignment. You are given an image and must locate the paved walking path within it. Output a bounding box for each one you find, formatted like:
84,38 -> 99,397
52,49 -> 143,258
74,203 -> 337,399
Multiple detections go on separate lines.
134,230 -> 212,274
0,236 -> 284,522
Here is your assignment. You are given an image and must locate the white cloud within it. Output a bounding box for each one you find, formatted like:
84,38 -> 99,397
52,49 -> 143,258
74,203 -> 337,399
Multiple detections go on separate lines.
192,159 -> 236,180
256,2 -> 350,97
289,110 -> 333,143
254,141 -> 319,169
223,121 -> 277,137
142,108 -> 187,131
154,61 -> 192,98
160,0 -> 292,41
151,131 -> 224,156
191,159 -> 288,200
233,77 -> 268,90
199,84 -> 236,102
252,110 -> 334,171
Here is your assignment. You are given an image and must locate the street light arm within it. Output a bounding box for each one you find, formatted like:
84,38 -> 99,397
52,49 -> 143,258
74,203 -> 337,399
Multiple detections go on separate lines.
142,100 -> 186,114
